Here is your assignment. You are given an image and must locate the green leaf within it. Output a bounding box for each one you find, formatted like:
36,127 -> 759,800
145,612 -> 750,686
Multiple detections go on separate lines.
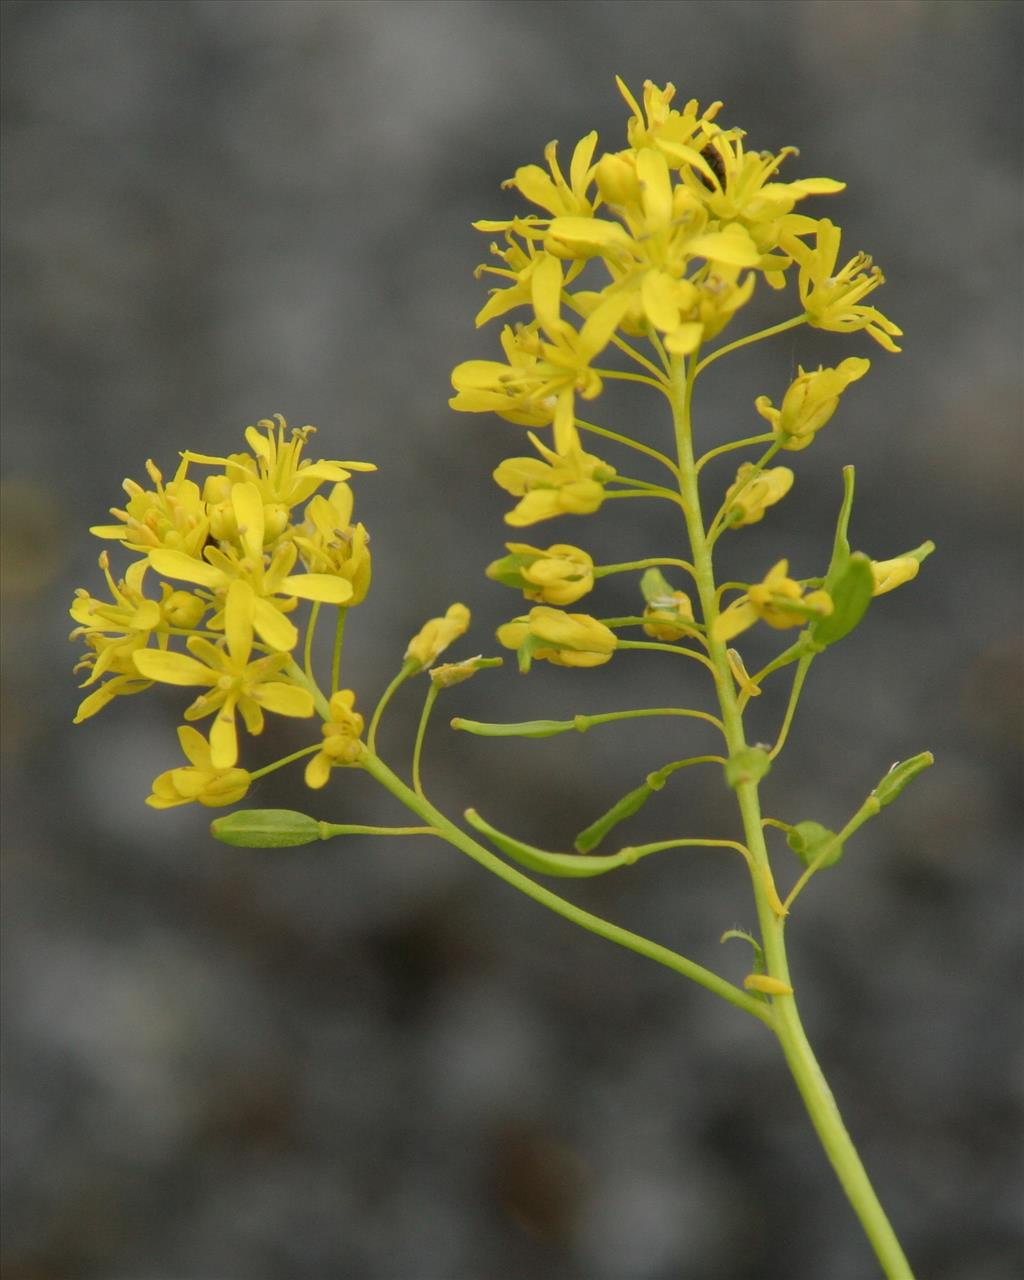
786,820 -> 844,868
211,809 -> 324,848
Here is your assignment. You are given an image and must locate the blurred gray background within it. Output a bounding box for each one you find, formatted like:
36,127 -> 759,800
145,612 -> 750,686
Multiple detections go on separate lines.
2,2 -> 1022,1278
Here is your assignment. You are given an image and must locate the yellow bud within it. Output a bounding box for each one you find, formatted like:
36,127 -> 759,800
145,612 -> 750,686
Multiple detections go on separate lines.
162,590 -> 206,630
723,464 -> 794,527
642,591 -> 695,640
405,604 -> 471,668
870,556 -> 920,596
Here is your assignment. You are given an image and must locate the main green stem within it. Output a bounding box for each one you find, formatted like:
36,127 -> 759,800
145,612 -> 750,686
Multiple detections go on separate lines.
671,355 -> 914,1280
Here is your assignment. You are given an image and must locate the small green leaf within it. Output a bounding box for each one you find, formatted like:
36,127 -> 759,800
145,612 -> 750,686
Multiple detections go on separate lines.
725,747 -> 772,789
211,809 -> 324,848
786,820 -> 844,868
872,752 -> 935,808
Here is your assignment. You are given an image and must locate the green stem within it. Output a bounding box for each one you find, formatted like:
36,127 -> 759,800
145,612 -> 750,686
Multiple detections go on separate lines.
669,352 -> 914,1279
412,682 -> 440,797
367,661 -> 416,753
595,556 -> 697,582
575,417 -> 681,479
304,602 -> 321,683
360,750 -> 771,1025
694,314 -> 807,377
331,607 -> 347,693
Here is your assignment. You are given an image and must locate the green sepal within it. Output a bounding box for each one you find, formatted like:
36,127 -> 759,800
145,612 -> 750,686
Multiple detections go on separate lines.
786,820 -> 844,868
872,751 -> 934,808
574,772 -> 666,852
485,549 -> 533,592
809,552 -> 874,649
725,747 -> 772,789
464,809 -> 633,877
211,808 -> 325,848
639,568 -> 676,603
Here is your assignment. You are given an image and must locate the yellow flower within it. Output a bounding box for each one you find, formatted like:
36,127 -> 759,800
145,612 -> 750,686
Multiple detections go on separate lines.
755,358 -> 870,450
497,606 -> 617,668
149,480 -> 353,652
870,556 -> 920,596
305,689 -> 365,788
471,220 -> 561,328
486,542 -> 594,606
451,257 -> 630,452
493,433 -> 615,526
450,323 -> 558,429
184,415 -> 376,536
642,590 -> 696,641
617,77 -> 724,162
70,553 -> 208,722
405,604 -> 471,669
89,458 -> 209,556
504,131 -> 600,222
712,561 -> 833,642
133,579 -> 315,767
783,220 -> 903,351
293,482 -> 372,605
722,463 -> 794,527
675,132 -> 845,257
147,725 -> 251,809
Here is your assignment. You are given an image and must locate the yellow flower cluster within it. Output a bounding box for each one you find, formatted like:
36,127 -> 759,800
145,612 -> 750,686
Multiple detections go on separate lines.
451,78 -> 899,466
71,416 -> 375,806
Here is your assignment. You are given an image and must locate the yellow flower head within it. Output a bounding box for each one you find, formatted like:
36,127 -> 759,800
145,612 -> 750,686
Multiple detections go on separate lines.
755,357 -> 870,450
642,590 -> 696,641
184,415 -> 376,531
497,606 -> 617,669
486,542 -> 595,606
405,604 -> 471,669
305,689 -> 365,789
713,561 -> 833,642
493,433 -> 615,527
148,479 -> 355,652
132,579 -> 315,768
147,725 -> 251,809
723,463 -> 795,527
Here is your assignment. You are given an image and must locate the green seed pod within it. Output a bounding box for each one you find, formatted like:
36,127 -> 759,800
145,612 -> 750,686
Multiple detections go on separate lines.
872,752 -> 935,808
210,809 -> 324,848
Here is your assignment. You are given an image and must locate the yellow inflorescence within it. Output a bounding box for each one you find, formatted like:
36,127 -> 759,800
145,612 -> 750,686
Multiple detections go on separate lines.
71,415 -> 376,805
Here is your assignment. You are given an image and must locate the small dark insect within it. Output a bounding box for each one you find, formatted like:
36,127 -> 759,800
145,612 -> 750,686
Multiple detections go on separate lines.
699,143 -> 726,190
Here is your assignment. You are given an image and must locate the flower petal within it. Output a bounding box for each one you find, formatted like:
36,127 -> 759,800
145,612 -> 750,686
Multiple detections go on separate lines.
133,649 -> 217,686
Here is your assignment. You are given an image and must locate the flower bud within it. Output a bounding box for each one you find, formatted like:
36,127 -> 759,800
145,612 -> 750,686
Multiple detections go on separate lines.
755,357 -> 869,450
